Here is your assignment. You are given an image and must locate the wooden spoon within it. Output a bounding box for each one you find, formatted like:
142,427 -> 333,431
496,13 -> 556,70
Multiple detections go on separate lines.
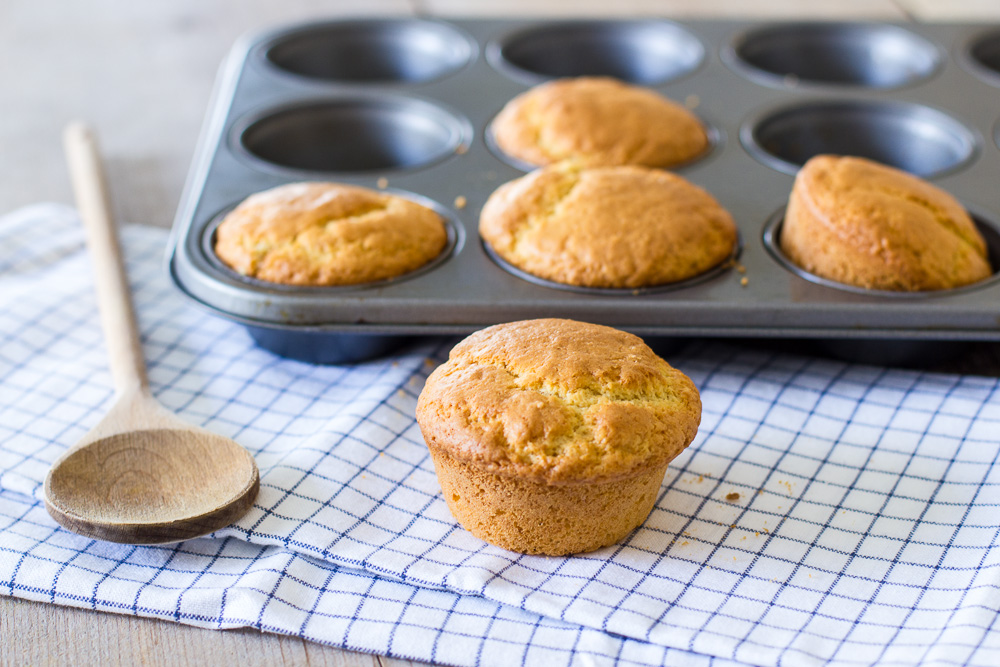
43,123 -> 260,544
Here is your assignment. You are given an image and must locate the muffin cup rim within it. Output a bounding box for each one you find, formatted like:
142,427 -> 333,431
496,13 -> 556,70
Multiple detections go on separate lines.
229,93 -> 474,177
957,27 -> 1000,89
480,231 -> 743,295
739,98 -> 982,179
761,205 -> 1000,297
199,186 -> 465,293
251,17 -> 478,86
720,20 -> 945,91
484,18 -> 707,86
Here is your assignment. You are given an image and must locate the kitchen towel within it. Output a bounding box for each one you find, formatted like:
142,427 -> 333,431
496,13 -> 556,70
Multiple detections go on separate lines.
2,204 -> 999,666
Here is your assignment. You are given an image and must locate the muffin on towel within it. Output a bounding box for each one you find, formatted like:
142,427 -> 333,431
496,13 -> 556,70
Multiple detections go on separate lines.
781,155 -> 992,291
479,162 -> 738,289
415,318 -> 702,556
214,182 -> 447,286
491,76 -> 709,169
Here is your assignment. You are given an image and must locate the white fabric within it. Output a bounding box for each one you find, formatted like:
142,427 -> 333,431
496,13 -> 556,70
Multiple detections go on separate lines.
2,204 -> 999,666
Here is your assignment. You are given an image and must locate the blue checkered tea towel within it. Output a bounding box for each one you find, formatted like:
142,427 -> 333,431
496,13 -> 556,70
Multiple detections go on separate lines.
2,204 -> 999,667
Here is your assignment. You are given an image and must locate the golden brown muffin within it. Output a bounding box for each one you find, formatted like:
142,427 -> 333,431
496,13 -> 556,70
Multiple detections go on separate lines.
491,77 -> 709,168
781,155 -> 992,291
416,318 -> 702,556
214,182 -> 447,286
479,163 -> 738,289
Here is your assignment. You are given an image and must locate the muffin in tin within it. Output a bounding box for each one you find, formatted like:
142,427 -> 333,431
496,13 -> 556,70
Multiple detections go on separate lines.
416,318 -> 702,556
479,162 -> 738,289
780,155 -> 992,291
491,76 -> 709,168
214,181 -> 447,286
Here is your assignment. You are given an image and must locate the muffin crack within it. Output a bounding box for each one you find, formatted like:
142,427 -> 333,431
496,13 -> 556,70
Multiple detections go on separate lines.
876,187 -> 986,256
803,180 -> 986,260
508,172 -> 582,254
240,202 -> 396,267
470,353 -> 681,408
525,103 -> 563,163
455,399 -> 587,463
290,201 -> 391,243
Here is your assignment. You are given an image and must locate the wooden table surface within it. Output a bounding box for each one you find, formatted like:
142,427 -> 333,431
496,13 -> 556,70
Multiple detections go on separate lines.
3,0 -> 999,664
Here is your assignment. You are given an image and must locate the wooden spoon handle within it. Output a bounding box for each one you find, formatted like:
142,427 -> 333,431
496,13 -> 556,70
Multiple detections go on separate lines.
64,122 -> 149,395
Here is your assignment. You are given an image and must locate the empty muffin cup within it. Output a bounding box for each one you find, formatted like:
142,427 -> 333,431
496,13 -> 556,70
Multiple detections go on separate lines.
261,19 -> 473,83
725,22 -> 940,88
967,30 -> 1000,86
743,100 -> 977,177
236,97 -> 470,173
488,20 -> 704,84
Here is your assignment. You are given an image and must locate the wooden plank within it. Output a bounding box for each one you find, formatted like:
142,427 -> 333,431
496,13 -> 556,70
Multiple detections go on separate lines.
0,0 -> 414,229
0,595 -> 381,666
893,0 -> 1000,20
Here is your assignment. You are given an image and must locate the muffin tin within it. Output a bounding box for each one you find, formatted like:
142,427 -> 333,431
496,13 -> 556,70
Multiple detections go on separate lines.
169,18 -> 1000,364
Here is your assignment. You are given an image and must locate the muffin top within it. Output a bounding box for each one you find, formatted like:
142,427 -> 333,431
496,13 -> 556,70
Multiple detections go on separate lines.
416,319 -> 702,485
214,182 -> 447,286
479,163 -> 738,288
491,76 -> 709,168
780,155 -> 992,291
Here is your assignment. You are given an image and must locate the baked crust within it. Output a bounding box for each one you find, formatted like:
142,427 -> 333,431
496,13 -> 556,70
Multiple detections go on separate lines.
429,448 -> 666,555
416,319 -> 701,485
491,77 -> 709,168
416,319 -> 702,554
780,155 -> 992,291
214,182 -> 447,286
479,163 -> 738,288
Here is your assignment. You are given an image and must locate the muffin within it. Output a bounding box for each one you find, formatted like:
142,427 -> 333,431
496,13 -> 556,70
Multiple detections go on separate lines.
491,77 -> 709,168
781,155 -> 992,291
415,318 -> 702,556
214,182 -> 447,286
479,162 -> 738,289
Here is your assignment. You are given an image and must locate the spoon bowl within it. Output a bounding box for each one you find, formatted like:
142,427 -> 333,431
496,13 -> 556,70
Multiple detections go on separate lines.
45,123 -> 259,544
45,397 -> 259,544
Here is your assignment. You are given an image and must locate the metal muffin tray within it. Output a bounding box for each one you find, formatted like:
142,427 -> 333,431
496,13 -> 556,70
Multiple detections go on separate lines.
169,18 -> 1000,364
